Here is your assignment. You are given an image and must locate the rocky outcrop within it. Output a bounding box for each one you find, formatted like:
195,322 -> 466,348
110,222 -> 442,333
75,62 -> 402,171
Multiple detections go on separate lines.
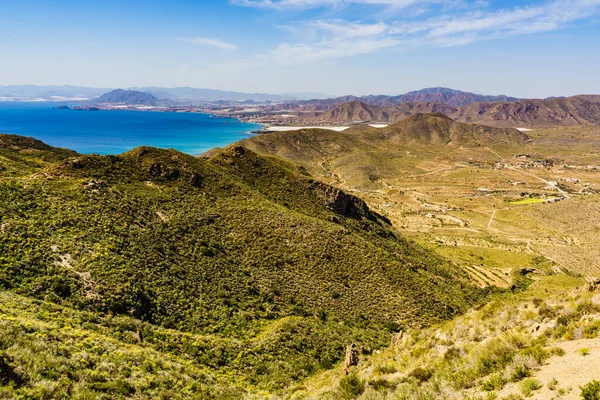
343,343 -> 362,375
309,180 -> 389,224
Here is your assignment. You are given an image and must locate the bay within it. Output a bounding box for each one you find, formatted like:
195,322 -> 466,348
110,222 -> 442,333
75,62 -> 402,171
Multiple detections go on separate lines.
0,102 -> 261,155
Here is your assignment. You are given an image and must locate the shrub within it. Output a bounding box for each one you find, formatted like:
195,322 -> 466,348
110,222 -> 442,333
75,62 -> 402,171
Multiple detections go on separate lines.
579,348 -> 590,356
376,364 -> 398,374
549,347 -> 565,357
548,377 -> 558,390
482,373 -> 507,391
502,395 -> 524,400
583,320 -> 600,338
407,367 -> 433,383
520,378 -> 541,397
508,355 -> 537,382
519,346 -> 549,364
477,339 -> 516,375
369,378 -> 397,391
581,380 -> 600,400
339,373 -> 365,398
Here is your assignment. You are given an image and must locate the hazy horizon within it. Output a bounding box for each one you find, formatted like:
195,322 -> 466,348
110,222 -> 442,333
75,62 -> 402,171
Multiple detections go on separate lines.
3,83 -> 599,100
1,0 -> 600,98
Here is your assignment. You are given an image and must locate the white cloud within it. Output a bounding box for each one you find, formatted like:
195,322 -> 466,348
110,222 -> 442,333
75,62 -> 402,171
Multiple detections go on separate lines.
392,0 -> 600,47
180,37 -> 237,51
265,20 -> 398,63
270,37 -> 398,63
261,0 -> 600,64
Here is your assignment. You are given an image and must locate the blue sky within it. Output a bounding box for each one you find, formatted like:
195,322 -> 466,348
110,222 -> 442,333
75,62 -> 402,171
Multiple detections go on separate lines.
1,0 -> 599,97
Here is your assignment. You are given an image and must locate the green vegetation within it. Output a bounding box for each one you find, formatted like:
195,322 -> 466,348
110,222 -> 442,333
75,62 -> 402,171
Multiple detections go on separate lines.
520,378 -> 541,397
0,134 -> 483,396
508,198 -> 550,205
581,380 -> 600,400
338,373 -> 365,399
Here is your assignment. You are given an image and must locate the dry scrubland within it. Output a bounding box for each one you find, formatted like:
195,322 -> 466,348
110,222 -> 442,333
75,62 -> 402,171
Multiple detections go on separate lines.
237,117 -> 600,398
244,120 -> 600,280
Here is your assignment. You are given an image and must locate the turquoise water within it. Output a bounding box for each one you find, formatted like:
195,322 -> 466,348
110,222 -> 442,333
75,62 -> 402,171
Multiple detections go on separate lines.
0,102 -> 261,155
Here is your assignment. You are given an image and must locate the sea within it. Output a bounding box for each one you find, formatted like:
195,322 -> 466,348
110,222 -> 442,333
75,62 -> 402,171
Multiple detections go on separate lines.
0,102 -> 262,155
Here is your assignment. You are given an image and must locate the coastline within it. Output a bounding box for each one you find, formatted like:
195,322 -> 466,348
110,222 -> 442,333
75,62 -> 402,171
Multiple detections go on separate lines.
0,102 -> 261,155
50,102 -> 395,135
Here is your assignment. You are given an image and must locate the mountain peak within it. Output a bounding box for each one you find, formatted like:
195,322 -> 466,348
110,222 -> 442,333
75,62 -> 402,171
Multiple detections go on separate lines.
95,89 -> 159,105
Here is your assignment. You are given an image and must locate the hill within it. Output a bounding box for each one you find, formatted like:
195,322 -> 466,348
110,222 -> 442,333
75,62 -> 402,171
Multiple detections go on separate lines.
94,89 -> 160,105
242,113 -> 529,177
0,133 -> 483,397
374,113 -> 530,145
302,95 -> 600,127
311,100 -> 390,124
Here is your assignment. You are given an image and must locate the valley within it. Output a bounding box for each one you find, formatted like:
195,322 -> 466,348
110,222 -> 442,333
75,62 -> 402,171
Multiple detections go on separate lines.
241,118 -> 600,283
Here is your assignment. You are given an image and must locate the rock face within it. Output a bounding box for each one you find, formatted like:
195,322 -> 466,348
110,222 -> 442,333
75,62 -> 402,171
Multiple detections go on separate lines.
343,343 -> 362,375
309,180 -> 389,223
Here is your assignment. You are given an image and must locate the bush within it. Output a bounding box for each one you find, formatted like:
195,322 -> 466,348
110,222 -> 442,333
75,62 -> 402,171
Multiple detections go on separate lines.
549,347 -> 565,357
508,355 -> 537,382
579,348 -> 590,356
520,378 -> 541,397
376,364 -> 398,374
581,380 -> 600,400
482,373 -> 507,391
369,378 -> 397,391
407,367 -> 433,383
339,373 -> 365,398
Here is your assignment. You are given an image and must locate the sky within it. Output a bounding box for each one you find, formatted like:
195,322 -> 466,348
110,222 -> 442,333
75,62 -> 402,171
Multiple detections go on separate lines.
1,0 -> 599,98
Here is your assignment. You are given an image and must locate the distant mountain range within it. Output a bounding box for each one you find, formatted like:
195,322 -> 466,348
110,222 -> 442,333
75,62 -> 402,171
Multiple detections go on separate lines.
131,87 -> 328,103
0,85 -> 519,105
4,85 -> 600,127
292,87 -> 521,111
0,85 -> 329,103
304,95 -> 600,127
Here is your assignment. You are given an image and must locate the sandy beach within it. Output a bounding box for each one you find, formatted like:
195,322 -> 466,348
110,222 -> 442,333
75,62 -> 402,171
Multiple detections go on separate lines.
259,124 -> 388,133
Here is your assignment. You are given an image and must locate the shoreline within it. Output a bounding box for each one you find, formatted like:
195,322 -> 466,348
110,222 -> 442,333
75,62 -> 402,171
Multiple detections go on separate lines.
251,124 -> 390,134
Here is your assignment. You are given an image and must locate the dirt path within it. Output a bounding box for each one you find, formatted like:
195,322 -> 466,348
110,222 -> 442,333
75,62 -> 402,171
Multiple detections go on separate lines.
485,147 -> 569,199
488,209 -> 498,227
507,166 -> 570,199
401,164 -> 463,179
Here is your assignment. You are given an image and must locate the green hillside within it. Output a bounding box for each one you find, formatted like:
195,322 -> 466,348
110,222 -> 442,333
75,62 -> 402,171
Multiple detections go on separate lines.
0,133 -> 483,397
